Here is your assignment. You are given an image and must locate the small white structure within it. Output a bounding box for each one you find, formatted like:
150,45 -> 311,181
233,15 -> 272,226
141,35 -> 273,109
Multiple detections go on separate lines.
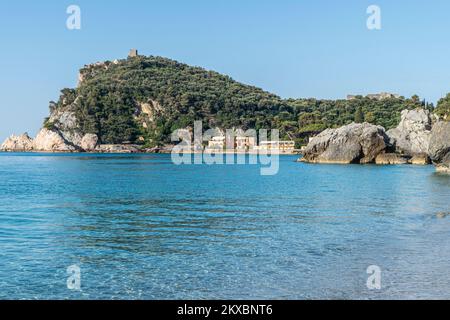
347,92 -> 400,101
236,136 -> 256,151
257,141 -> 295,153
208,136 -> 225,150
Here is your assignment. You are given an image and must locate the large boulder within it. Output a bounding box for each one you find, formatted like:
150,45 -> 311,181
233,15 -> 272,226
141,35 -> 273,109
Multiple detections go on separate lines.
301,123 -> 389,164
387,109 -> 434,155
0,133 -> 34,151
33,128 -> 77,152
80,134 -> 98,151
428,121 -> 450,173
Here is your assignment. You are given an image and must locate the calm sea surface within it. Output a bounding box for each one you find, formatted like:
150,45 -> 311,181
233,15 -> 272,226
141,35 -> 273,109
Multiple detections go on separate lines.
0,153 -> 450,300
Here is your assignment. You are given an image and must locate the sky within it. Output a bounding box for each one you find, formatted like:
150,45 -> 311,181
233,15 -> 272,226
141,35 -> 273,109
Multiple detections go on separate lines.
1,0 -> 450,141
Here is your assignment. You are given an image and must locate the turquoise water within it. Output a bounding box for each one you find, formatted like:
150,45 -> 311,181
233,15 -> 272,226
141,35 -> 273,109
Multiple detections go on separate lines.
0,153 -> 450,300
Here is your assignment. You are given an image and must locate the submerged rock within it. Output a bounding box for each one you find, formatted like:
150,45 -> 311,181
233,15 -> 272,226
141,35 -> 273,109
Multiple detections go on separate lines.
387,109 -> 433,155
301,123 -> 389,164
428,121 -> 450,173
437,212 -> 450,219
33,128 -> 77,152
0,133 -> 34,152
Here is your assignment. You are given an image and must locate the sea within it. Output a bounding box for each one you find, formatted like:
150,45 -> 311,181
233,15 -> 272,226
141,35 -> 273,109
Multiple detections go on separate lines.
0,153 -> 449,299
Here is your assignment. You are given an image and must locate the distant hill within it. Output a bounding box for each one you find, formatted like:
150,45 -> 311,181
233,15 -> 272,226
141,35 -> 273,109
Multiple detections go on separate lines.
46,54 -> 433,147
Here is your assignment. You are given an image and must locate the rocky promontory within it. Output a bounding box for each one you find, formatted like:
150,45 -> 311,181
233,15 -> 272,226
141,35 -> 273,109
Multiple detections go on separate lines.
0,128 -> 149,153
1,52 -> 434,154
1,128 -> 90,153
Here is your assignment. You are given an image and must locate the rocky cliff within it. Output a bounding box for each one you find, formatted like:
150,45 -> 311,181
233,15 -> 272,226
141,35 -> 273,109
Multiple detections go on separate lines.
387,109 -> 435,156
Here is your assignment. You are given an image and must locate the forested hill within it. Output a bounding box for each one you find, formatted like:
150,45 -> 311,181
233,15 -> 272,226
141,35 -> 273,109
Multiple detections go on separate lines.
49,54 -> 433,147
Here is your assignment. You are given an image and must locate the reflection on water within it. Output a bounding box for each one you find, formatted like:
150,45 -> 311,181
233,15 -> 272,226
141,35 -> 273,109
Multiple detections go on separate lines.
0,153 -> 449,299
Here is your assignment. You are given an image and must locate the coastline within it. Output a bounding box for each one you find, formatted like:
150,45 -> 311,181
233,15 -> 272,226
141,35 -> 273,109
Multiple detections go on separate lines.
0,149 -> 302,156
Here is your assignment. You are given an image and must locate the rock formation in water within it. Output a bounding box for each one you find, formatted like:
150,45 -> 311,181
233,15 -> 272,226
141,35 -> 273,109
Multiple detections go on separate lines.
374,152 -> 430,165
32,128 -> 78,152
0,128 -> 84,153
375,153 -> 409,165
300,123 -> 389,164
409,153 -> 431,165
300,108 -> 443,167
428,121 -> 450,173
387,109 -> 435,156
0,133 -> 34,151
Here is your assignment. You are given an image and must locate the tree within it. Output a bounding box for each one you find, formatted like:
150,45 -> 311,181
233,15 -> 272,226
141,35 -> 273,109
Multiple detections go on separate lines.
365,111 -> 375,124
354,107 -> 364,123
411,95 -> 420,104
436,93 -> 450,120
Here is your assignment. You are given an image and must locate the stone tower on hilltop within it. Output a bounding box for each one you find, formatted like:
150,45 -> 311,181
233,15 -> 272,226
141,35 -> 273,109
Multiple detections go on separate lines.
128,49 -> 138,58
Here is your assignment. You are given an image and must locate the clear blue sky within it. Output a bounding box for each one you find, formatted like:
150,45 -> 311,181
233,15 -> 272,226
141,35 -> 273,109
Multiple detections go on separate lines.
1,0 -> 450,141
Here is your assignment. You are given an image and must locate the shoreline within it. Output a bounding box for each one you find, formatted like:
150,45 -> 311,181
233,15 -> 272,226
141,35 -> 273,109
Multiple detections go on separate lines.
0,150 -> 302,156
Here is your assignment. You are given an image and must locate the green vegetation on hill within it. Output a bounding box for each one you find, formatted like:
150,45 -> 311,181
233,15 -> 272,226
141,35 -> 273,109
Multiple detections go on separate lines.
436,93 -> 450,120
286,95 -> 431,141
52,55 -> 434,146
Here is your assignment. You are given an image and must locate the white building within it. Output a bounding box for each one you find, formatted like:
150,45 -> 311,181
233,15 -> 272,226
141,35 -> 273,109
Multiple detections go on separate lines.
236,136 -> 256,151
208,136 -> 225,150
257,141 -> 295,153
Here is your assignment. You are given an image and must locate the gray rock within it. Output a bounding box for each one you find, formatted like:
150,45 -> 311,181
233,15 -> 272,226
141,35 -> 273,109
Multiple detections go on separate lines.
48,109 -> 83,147
428,121 -> 450,173
375,153 -> 409,165
33,128 -> 76,152
386,109 -> 433,155
95,144 -> 141,153
144,146 -> 161,153
409,153 -> 431,165
301,123 -> 389,164
0,133 -> 34,152
80,134 -> 98,151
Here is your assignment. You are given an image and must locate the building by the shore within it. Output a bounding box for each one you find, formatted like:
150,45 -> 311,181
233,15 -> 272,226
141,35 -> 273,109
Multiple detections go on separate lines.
206,135 -> 295,154
208,136 -> 226,150
207,135 -> 257,151
236,136 -> 256,151
256,141 -> 295,153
